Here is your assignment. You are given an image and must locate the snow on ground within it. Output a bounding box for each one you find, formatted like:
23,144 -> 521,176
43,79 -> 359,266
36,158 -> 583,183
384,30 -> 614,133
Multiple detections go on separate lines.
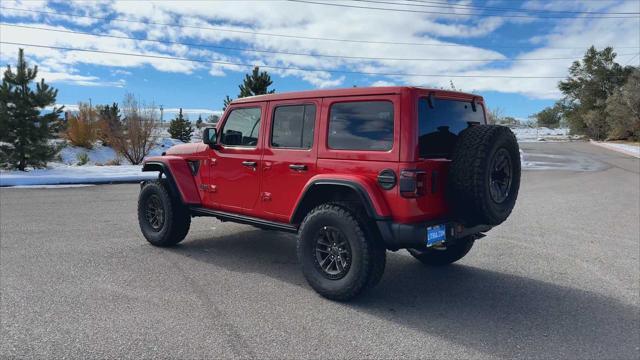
0,136 -> 183,186
0,164 -> 158,187
511,127 -> 582,142
590,141 -> 640,158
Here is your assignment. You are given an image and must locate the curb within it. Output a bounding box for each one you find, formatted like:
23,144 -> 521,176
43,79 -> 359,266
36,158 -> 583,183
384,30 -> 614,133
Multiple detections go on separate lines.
589,140 -> 640,158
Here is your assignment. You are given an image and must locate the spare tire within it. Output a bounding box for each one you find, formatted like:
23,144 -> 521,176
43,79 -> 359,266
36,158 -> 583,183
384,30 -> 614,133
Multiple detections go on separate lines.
447,125 -> 520,226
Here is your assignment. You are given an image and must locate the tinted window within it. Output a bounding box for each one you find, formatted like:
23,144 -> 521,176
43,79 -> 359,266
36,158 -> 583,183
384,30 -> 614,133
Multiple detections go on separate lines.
418,98 -> 485,158
328,101 -> 394,151
220,107 -> 261,147
271,105 -> 316,149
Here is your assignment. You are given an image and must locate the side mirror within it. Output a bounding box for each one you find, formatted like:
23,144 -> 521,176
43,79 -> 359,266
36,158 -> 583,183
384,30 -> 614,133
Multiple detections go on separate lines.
202,127 -> 219,148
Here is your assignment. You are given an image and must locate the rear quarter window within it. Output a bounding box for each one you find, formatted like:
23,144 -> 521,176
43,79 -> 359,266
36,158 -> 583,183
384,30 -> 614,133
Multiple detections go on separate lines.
328,101 -> 394,151
418,98 -> 485,158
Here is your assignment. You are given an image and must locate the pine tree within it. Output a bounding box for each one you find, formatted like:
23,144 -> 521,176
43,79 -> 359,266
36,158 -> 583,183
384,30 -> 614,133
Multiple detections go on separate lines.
238,66 -> 275,97
222,66 -> 275,111
222,95 -> 233,111
168,108 -> 193,143
0,49 -> 62,170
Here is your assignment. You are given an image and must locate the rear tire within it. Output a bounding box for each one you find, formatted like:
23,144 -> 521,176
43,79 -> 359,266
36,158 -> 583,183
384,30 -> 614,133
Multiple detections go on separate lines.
138,180 -> 191,247
407,237 -> 474,266
297,204 -> 386,301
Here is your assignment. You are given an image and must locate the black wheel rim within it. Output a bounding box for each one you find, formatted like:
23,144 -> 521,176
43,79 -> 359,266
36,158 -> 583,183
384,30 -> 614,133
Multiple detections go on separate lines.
145,194 -> 165,230
313,226 -> 352,280
489,148 -> 513,204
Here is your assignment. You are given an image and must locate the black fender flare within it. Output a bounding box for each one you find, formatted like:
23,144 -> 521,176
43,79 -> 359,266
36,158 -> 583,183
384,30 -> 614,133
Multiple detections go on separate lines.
290,179 -> 388,224
141,161 -> 182,202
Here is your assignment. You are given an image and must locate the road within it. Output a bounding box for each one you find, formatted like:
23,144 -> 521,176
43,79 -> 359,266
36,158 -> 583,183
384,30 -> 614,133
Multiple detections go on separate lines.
1,142 -> 639,359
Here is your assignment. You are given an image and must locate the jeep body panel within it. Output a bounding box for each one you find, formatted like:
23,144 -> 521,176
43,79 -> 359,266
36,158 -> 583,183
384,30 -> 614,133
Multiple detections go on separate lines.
142,156 -> 202,205
142,86 -> 490,248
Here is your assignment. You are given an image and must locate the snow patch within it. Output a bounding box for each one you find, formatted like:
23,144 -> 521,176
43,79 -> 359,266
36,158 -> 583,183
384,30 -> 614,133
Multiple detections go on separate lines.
0,165 -> 158,187
590,141 -> 640,158
512,128 -> 582,143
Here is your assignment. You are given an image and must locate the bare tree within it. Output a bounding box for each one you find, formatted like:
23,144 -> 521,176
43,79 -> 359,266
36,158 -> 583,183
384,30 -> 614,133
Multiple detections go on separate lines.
106,93 -> 157,164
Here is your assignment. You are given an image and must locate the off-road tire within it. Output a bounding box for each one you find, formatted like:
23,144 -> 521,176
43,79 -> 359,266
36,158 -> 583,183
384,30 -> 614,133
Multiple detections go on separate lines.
407,237 -> 474,266
297,204 -> 386,301
448,125 -> 520,226
138,180 -> 191,247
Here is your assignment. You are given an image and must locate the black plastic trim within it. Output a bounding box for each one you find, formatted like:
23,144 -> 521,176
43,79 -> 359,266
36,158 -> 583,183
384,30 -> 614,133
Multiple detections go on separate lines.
190,207 -> 298,233
376,220 -> 492,251
291,179 -> 390,223
141,161 -> 182,202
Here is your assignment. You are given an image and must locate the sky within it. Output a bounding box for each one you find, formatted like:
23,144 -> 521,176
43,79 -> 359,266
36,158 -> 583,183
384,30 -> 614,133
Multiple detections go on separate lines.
0,0 -> 639,121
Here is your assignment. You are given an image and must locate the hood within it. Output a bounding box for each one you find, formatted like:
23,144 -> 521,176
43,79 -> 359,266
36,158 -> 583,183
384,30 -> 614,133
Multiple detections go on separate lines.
165,142 -> 207,155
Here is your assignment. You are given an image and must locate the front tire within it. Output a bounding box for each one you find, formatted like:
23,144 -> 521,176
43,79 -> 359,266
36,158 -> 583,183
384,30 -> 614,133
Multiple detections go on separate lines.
297,204 -> 386,301
138,180 -> 191,247
407,237 -> 474,266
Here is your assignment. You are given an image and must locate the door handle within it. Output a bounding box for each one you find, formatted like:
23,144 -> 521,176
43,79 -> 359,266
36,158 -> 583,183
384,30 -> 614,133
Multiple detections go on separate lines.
242,160 -> 257,168
289,164 -> 308,171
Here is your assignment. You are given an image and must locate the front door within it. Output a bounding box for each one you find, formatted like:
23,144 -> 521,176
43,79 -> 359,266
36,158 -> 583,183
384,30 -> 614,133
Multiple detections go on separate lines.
207,104 -> 265,213
261,100 -> 319,222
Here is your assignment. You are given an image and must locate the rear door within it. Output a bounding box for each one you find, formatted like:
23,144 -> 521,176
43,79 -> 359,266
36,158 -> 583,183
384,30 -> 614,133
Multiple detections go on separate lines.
260,100 -> 319,222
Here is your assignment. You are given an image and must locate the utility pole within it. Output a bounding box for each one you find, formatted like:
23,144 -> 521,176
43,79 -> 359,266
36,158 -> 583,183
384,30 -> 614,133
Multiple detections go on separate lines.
159,104 -> 164,127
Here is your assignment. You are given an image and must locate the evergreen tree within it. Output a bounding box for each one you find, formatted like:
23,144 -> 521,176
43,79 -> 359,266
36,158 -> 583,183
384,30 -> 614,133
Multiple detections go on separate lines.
0,49 -> 62,170
238,66 -> 275,97
96,102 -> 121,146
558,46 -> 632,139
222,66 -> 275,111
196,114 -> 203,128
222,95 -> 233,111
168,108 -> 193,142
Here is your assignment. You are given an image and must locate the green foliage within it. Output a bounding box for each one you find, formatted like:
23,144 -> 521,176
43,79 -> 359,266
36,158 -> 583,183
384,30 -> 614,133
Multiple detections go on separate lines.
76,152 -> 89,166
534,102 -> 564,129
222,66 -> 275,111
168,108 -> 193,142
605,69 -> 640,140
239,66 -> 275,98
558,46 -> 634,140
222,95 -> 233,111
0,48 -> 62,170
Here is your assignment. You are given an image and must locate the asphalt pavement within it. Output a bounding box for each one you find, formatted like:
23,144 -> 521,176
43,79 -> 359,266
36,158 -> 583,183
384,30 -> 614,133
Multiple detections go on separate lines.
1,141 -> 639,359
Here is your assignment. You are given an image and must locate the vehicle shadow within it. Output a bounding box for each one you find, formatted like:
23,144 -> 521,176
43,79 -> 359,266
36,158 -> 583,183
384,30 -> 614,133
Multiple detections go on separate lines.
170,228 -> 639,359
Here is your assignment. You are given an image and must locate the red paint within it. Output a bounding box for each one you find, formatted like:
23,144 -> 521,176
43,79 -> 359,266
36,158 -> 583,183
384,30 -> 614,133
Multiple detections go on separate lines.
143,86 -> 486,224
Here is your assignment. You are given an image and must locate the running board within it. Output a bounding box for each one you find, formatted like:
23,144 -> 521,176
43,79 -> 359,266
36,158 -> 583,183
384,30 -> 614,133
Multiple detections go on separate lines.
190,207 -> 298,233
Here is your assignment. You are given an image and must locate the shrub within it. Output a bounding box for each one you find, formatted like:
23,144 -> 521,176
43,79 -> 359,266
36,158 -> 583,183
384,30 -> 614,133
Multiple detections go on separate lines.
66,103 -> 97,148
76,152 -> 89,166
104,93 -> 157,165
104,158 -> 121,166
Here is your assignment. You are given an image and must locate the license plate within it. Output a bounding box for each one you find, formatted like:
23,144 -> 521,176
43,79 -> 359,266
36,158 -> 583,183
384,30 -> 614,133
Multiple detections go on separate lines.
426,224 -> 447,247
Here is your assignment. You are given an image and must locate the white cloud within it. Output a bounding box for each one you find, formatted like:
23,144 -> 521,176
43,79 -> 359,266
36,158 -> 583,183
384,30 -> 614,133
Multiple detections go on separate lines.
0,0 -> 637,98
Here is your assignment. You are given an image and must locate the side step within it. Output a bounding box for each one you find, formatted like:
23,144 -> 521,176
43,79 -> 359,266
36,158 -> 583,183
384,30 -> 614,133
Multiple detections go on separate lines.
190,207 -> 298,233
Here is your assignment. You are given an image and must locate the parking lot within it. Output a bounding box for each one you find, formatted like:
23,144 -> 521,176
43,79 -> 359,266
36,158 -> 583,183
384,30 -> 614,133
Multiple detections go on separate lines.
1,141 -> 639,359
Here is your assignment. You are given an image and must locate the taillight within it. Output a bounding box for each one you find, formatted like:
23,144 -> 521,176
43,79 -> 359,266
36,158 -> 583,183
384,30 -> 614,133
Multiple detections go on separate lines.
399,169 -> 427,198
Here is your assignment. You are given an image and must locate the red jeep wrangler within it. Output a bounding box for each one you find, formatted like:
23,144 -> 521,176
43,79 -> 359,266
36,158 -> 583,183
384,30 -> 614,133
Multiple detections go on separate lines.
138,87 -> 520,300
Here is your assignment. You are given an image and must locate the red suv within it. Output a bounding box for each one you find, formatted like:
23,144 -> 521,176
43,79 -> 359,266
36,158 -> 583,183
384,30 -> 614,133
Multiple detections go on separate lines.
138,86 -> 520,300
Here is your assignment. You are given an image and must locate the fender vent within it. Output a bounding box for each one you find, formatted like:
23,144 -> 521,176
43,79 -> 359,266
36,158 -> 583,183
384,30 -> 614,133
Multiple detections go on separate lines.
187,160 -> 200,176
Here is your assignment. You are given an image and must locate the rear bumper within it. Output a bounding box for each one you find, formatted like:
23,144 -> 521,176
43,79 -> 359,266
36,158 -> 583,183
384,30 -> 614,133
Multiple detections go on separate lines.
376,220 -> 492,251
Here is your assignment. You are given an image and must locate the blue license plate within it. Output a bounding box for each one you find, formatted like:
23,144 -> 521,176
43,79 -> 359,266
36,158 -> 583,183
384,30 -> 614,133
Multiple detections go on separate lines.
426,224 -> 447,247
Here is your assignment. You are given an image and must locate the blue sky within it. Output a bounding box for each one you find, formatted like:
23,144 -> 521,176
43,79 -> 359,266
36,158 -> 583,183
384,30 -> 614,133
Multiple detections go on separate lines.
1,0 -> 638,120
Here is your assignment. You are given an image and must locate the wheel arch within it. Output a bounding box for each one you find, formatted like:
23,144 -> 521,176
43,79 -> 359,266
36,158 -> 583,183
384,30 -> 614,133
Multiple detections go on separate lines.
290,179 -> 390,225
142,157 -> 201,206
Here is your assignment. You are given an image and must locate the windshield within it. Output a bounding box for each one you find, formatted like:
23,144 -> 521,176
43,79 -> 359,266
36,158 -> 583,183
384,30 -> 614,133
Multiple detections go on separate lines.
418,97 -> 485,159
